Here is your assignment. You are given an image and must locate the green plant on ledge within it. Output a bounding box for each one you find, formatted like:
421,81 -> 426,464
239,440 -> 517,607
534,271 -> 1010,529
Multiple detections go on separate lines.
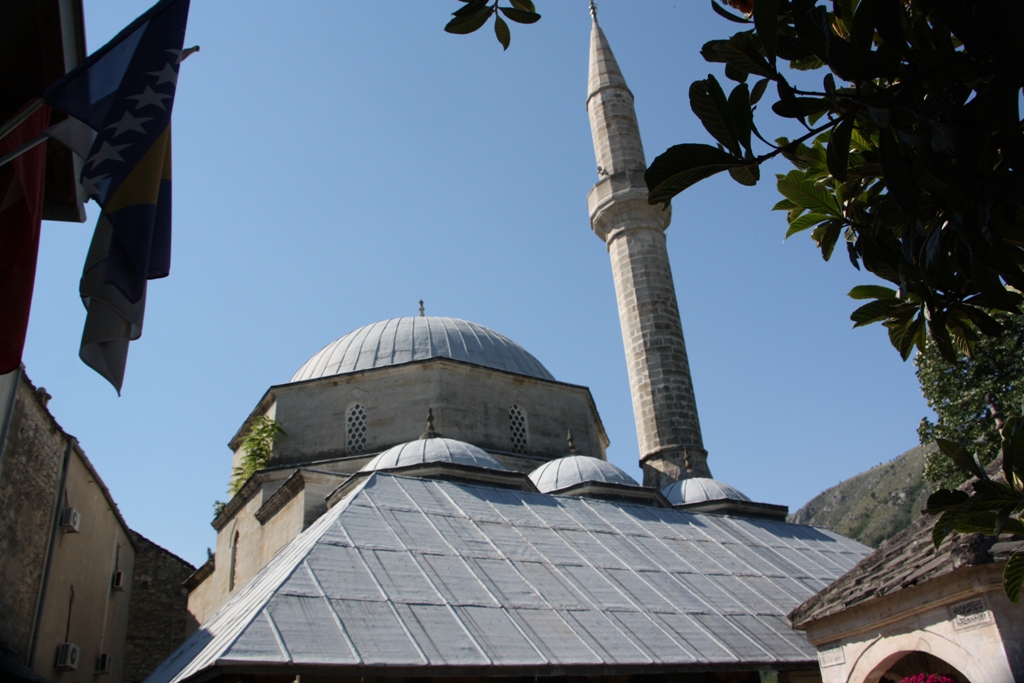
212,416 -> 285,517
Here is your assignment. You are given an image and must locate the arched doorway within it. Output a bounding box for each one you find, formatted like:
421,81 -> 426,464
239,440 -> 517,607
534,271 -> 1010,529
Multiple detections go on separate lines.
872,651 -> 968,683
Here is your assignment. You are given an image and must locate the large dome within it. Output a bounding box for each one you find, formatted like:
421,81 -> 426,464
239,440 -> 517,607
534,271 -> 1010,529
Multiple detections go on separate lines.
292,316 -> 555,382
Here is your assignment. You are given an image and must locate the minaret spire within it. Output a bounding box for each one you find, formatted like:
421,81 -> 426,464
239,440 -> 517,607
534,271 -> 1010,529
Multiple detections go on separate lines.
586,15 -> 711,487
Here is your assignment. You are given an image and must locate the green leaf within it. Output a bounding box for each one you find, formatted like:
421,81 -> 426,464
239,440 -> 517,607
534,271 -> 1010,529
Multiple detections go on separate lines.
690,76 -> 741,156
772,198 -> 798,211
785,213 -> 828,239
772,96 -> 831,120
728,163 -> 760,186
710,0 -> 753,24
752,0 -> 778,65
728,82 -> 753,154
509,0 -> 535,11
494,14 -> 510,49
879,126 -> 918,214
445,5 -> 493,34
498,7 -> 541,24
937,438 -> 987,480
811,220 -> 842,260
848,284 -> 897,300
750,77 -> 769,105
776,171 -> 842,216
931,511 -> 955,548
827,116 -> 855,182
850,298 -> 898,327
1005,551 -> 1024,604
714,32 -> 776,79
645,144 -> 746,204
725,63 -> 749,83
925,488 -> 969,513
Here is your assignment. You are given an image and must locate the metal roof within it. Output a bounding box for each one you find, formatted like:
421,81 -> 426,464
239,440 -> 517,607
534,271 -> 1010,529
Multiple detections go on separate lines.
362,438 -> 509,473
291,317 -> 555,383
146,473 -> 869,683
530,455 -> 639,493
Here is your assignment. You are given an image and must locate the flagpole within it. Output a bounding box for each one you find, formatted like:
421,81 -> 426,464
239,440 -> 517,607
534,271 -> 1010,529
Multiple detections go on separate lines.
0,98 -> 45,144
0,133 -> 50,169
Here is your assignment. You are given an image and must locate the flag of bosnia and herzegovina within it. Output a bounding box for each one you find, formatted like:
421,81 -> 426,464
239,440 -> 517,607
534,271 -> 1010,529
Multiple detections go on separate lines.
43,0 -> 190,305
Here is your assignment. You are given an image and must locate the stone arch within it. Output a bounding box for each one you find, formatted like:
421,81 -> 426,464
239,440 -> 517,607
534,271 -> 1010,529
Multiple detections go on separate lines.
848,630 -> 999,683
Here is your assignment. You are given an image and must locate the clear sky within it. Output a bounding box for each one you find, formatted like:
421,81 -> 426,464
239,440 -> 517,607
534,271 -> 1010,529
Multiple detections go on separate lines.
22,0 -> 930,568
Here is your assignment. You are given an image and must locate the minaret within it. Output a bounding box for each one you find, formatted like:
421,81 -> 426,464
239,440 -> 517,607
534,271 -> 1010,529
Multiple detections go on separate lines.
585,6 -> 711,488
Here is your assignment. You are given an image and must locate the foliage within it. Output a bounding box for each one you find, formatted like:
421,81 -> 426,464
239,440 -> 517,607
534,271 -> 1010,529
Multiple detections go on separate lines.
444,0 -> 1024,601
642,0 -> 1024,606
916,311 -> 1024,489
901,675 -> 957,683
228,416 -> 285,496
644,0 -> 1024,365
444,0 -> 540,51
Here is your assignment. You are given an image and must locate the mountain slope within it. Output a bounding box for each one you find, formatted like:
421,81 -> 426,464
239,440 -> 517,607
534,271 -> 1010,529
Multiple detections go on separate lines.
788,443 -> 937,548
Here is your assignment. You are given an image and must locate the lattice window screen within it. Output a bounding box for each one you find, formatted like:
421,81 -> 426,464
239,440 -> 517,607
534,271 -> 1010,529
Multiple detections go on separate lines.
347,404 -> 367,453
509,404 -> 528,453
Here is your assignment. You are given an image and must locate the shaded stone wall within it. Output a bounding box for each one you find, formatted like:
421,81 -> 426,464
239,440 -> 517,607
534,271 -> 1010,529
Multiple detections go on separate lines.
0,371 -> 65,667
123,532 -> 196,683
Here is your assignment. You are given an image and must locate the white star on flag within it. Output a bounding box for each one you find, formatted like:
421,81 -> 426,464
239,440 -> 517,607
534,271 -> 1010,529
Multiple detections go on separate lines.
105,111 -> 152,137
80,174 -> 109,198
86,141 -> 130,169
126,86 -> 172,111
146,62 -> 179,87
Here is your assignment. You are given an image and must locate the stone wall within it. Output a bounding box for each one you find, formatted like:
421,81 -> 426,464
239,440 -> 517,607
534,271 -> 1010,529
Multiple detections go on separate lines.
0,370 -> 65,667
123,533 -> 196,683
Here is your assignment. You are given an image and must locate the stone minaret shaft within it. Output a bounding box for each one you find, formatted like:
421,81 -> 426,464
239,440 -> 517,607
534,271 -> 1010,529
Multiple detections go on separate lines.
585,12 -> 710,487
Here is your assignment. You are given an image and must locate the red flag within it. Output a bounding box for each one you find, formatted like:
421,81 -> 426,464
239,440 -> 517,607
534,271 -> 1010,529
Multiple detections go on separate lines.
0,104 -> 51,373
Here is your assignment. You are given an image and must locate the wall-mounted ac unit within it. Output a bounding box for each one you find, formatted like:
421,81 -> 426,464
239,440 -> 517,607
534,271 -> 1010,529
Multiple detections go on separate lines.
59,507 -> 80,533
111,571 -> 125,591
55,642 -> 80,670
94,652 -> 112,674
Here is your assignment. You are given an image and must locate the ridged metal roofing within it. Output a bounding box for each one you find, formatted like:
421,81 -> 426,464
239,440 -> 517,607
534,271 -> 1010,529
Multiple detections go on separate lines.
361,438 -> 508,473
529,455 -> 639,493
146,474 -> 869,683
663,478 -> 751,506
291,317 -> 555,382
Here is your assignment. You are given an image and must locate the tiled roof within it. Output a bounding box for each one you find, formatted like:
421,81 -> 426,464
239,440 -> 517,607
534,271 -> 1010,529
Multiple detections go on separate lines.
789,505 -> 1024,628
146,474 -> 869,682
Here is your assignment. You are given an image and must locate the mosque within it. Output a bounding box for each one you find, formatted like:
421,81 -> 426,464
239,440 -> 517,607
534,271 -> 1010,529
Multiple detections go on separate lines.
143,11 -> 873,683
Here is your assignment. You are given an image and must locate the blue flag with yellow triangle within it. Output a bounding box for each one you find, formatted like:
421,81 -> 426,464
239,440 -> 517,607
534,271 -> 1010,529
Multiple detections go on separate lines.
41,0 -> 190,392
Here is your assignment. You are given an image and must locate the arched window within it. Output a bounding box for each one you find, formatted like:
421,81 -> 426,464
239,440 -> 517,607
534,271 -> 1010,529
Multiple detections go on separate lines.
347,404 -> 367,453
509,404 -> 528,453
228,530 -> 240,592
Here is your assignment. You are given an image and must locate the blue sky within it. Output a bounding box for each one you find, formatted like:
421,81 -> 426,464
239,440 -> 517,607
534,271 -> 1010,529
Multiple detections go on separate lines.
23,0 -> 930,568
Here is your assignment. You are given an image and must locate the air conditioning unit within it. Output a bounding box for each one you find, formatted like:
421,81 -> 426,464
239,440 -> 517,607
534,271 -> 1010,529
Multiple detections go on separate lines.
59,507 -> 81,533
111,571 -> 125,591
55,642 -> 80,670
94,652 -> 112,674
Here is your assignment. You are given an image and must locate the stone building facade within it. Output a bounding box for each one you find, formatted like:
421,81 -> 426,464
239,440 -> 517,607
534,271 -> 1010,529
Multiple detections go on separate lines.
0,369 -> 194,683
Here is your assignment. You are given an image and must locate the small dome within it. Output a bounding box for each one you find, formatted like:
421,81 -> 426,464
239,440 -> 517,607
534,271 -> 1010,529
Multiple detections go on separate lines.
662,477 -> 750,506
292,317 -> 554,382
361,438 -> 509,473
529,455 -> 639,493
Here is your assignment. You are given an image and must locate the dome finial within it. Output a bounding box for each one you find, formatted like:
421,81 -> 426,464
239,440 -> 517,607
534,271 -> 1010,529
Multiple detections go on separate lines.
420,407 -> 442,439
567,428 -> 578,454
418,300 -> 425,317
589,0 -> 597,19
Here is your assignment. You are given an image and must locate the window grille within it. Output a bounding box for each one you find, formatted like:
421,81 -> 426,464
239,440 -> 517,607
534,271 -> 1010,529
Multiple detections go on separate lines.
347,404 -> 367,453
509,404 -> 528,453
